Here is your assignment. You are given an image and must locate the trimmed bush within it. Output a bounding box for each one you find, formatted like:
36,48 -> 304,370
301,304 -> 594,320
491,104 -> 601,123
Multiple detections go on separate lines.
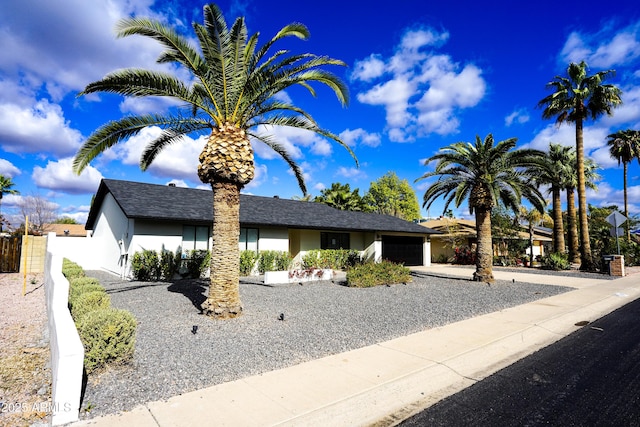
257,250 -> 291,273
68,278 -> 105,308
71,291 -> 111,322
302,249 -> 362,270
77,308 -> 137,373
346,260 -> 412,288
240,250 -> 258,276
184,249 -> 210,278
62,265 -> 85,280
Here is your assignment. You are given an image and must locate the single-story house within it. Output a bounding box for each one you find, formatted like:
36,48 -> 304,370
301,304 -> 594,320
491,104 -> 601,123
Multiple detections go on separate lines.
42,224 -> 89,237
84,179 -> 439,277
420,217 -> 552,263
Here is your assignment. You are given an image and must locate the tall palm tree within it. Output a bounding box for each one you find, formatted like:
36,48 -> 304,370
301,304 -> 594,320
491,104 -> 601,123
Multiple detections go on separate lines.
538,61 -> 622,270
417,134 -> 546,282
72,3 -> 357,318
534,143 -> 573,254
0,175 -> 19,233
564,156 -> 600,263
607,129 -> 640,241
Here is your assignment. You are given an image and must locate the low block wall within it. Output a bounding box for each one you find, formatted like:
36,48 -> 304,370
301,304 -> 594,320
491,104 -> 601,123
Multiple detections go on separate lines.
44,250 -> 84,426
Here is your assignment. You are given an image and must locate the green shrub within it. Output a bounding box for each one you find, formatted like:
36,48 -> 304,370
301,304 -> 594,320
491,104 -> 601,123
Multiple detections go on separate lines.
68,278 -> 105,308
240,250 -> 258,276
346,260 -> 412,287
77,308 -> 137,373
131,249 -> 161,281
160,246 -> 181,280
71,291 -> 111,322
541,252 -> 570,271
184,249 -> 210,278
302,249 -> 361,270
257,250 -> 290,273
62,265 -> 85,280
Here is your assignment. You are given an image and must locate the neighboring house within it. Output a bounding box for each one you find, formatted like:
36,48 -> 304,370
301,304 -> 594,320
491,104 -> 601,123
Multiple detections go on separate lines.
420,217 -> 552,263
42,224 -> 89,237
84,179 -> 439,277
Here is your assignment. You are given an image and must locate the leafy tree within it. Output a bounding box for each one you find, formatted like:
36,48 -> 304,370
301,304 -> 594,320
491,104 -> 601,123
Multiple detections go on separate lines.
538,61 -> 622,270
607,129 -> 640,241
417,134 -> 546,282
314,182 -> 367,211
363,172 -> 420,221
72,3 -> 357,318
0,175 -> 19,232
55,216 -> 79,224
533,143 -> 573,254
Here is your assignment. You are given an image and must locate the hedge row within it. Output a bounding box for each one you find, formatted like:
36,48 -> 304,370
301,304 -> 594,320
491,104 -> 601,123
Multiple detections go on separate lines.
63,259 -> 137,373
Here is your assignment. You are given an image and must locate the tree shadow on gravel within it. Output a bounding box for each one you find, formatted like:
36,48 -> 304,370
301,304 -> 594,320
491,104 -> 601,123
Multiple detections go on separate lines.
167,279 -> 208,313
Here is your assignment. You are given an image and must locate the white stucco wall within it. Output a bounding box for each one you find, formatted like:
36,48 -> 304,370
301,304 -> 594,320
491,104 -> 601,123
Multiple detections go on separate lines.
257,227 -> 289,252
90,193 -> 131,276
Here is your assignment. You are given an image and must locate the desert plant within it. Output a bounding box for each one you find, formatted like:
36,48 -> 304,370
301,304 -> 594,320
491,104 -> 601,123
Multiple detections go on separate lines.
346,260 -> 411,287
62,265 -> 85,280
302,249 -> 361,270
453,246 -> 476,265
239,250 -> 258,276
541,252 -> 571,271
159,246 -> 181,280
77,308 -> 137,373
68,278 -> 105,309
70,291 -> 111,322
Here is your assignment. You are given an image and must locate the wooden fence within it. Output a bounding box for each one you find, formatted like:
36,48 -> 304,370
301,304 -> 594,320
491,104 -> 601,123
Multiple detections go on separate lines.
0,236 -> 21,272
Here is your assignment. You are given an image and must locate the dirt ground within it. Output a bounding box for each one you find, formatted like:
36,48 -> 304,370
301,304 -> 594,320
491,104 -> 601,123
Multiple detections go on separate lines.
0,273 -> 51,427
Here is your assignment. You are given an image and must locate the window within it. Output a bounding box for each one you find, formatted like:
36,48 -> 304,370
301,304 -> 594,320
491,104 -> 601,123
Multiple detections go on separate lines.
239,228 -> 258,252
182,225 -> 210,252
321,232 -> 350,250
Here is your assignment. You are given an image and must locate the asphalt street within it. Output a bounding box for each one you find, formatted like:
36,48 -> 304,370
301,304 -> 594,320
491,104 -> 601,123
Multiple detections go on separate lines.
399,297 -> 640,426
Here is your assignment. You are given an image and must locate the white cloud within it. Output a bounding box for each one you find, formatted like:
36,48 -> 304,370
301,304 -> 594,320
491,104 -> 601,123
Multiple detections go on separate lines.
352,55 -> 386,81
353,27 -> 485,141
104,126 -> 205,183
32,158 -> 103,194
339,128 -> 381,148
336,167 -> 366,180
0,159 -> 21,178
560,22 -> 640,68
505,109 -> 530,126
252,125 -> 334,160
524,123 -> 609,155
243,163 -> 268,191
0,99 -> 82,156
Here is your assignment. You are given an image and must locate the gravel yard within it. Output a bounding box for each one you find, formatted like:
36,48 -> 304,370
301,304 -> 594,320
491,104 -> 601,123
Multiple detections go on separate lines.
78,271 -> 575,420
0,273 -> 50,427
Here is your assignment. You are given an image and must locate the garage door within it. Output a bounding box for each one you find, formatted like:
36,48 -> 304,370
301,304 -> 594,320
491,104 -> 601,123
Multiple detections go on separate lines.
382,236 -> 423,266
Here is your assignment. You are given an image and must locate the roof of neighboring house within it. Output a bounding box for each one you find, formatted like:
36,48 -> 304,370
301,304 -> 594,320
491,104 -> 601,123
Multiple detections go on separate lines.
85,179 -> 438,235
420,217 -> 552,242
42,223 -> 87,237
420,217 -> 476,236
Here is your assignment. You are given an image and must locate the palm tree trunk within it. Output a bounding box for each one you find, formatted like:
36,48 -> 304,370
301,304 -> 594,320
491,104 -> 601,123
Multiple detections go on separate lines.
576,117 -> 594,270
566,187 -> 580,263
552,186 -> 565,254
201,181 -> 243,318
528,222 -> 534,268
473,207 -> 494,283
624,162 -> 630,242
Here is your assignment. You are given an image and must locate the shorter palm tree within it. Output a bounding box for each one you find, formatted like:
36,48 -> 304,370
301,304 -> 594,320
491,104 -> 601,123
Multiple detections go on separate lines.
607,129 -> 640,241
0,175 -> 19,232
417,134 -> 546,282
519,206 -> 552,267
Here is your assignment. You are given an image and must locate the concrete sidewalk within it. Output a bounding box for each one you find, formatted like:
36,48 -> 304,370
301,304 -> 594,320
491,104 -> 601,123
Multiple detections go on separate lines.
72,268 -> 640,427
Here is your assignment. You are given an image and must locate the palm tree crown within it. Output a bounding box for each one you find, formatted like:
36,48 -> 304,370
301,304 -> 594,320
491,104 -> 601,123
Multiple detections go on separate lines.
607,129 -> 640,240
0,174 -> 19,233
73,3 -> 357,319
73,3 -> 357,190
417,134 -> 546,282
538,60 -> 622,271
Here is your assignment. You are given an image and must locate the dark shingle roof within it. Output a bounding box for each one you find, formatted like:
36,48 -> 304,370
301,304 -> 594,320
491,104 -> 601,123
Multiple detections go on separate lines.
85,179 -> 437,235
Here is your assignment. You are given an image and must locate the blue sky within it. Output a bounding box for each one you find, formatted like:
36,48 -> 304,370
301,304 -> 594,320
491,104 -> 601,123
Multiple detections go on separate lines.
1,0 -> 640,227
